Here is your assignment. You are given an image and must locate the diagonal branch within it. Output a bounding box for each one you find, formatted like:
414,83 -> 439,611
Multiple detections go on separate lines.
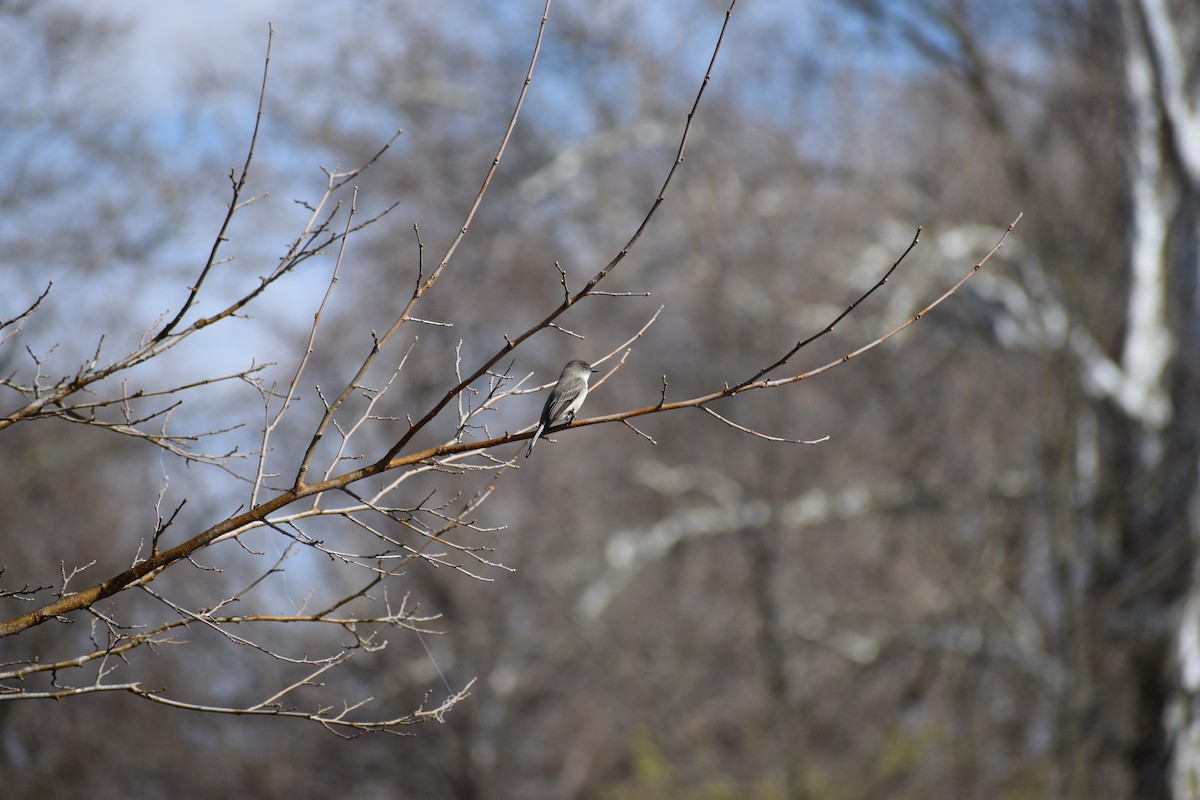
732,225 -> 922,390
0,281 -> 52,333
0,213 -> 1019,641
154,24 -> 274,344
298,0 -> 557,486
377,0 -> 741,467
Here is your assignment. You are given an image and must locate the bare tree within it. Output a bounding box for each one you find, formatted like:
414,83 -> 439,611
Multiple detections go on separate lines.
0,0 -> 1020,759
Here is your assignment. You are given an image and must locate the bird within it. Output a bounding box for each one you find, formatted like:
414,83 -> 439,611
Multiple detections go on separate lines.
526,360 -> 597,458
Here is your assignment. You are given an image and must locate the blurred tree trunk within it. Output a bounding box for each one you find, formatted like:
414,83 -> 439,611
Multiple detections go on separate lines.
841,1 -> 1199,795
1109,4 -> 1189,796
1042,1 -> 1200,795
1126,1 -> 1200,797
747,526 -> 806,800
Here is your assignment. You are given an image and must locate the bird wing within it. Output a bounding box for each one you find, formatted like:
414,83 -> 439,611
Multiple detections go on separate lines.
543,381 -> 585,427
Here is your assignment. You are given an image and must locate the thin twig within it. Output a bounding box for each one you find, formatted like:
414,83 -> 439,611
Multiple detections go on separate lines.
700,406 -> 829,445
154,25 -> 274,343
732,224 -> 922,391
0,281 -> 52,331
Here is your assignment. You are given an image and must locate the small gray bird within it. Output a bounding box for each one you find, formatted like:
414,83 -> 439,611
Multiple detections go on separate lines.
526,359 -> 597,458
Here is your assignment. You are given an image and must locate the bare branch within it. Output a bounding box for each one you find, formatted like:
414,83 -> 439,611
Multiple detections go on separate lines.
733,224 -> 922,391
0,213 -> 1020,640
376,0 -> 740,467
154,24 -> 275,344
0,281 -> 52,333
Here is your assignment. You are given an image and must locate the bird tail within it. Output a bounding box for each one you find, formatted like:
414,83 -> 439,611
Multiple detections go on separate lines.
526,426 -> 543,458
